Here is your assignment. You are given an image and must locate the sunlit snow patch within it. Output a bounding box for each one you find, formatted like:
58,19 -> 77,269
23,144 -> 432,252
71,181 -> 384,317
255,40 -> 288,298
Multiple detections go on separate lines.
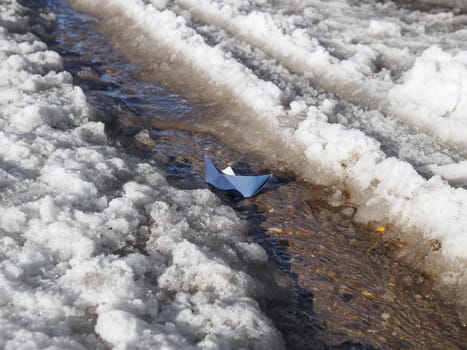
389,46 -> 467,148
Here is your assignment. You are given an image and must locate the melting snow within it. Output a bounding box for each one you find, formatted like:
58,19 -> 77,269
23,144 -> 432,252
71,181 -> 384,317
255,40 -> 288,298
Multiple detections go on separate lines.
0,1 -> 284,348
68,0 -> 467,319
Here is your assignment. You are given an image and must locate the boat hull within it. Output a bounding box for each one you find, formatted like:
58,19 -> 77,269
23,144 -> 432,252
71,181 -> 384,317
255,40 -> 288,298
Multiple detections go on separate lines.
204,155 -> 272,198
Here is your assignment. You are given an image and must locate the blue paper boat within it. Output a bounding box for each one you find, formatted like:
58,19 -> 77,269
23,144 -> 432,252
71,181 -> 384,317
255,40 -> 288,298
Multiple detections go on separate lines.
204,155 -> 272,198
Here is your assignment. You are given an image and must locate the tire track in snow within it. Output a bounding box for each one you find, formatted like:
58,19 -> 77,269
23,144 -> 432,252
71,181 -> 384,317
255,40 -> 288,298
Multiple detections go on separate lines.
177,0 -> 467,152
173,4 -> 464,175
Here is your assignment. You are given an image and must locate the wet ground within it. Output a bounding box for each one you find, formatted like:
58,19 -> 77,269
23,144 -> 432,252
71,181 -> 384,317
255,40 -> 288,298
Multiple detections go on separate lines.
31,0 -> 467,348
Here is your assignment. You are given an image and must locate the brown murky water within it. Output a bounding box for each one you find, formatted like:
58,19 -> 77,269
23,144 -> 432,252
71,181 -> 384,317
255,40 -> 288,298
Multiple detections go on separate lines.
35,0 -> 467,348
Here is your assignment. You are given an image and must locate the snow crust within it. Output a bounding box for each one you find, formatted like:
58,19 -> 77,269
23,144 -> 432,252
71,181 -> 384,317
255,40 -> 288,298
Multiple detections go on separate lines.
67,0 -> 467,316
0,2 -> 284,348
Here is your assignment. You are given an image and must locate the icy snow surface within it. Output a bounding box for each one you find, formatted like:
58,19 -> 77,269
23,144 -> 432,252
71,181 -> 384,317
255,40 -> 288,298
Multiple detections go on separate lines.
68,0 -> 467,316
0,1 -> 283,349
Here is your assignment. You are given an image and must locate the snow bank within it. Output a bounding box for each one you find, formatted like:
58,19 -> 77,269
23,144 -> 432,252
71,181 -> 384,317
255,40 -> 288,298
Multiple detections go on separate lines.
0,2 -> 284,348
67,0 -> 467,318
389,46 -> 467,147
293,107 -> 467,318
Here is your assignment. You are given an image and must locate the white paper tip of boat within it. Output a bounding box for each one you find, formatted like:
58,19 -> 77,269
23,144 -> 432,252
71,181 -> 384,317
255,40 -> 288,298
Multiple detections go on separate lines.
222,166 -> 235,176
204,155 -> 272,198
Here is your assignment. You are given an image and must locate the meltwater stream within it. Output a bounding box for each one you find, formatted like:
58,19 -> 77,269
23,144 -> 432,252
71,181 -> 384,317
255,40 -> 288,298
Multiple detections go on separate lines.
34,0 -> 467,348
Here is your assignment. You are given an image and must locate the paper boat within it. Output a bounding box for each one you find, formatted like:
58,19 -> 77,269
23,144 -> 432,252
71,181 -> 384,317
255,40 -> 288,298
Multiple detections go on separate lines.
204,155 -> 272,198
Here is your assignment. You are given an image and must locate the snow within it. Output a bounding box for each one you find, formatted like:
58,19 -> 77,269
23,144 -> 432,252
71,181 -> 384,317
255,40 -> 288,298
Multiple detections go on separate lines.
177,0 -> 389,109
2,0 -> 467,340
423,161 -> 467,187
368,20 -> 402,39
175,0 -> 467,151
389,46 -> 467,147
67,0 -> 467,318
419,0 -> 467,10
0,1 -> 283,349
